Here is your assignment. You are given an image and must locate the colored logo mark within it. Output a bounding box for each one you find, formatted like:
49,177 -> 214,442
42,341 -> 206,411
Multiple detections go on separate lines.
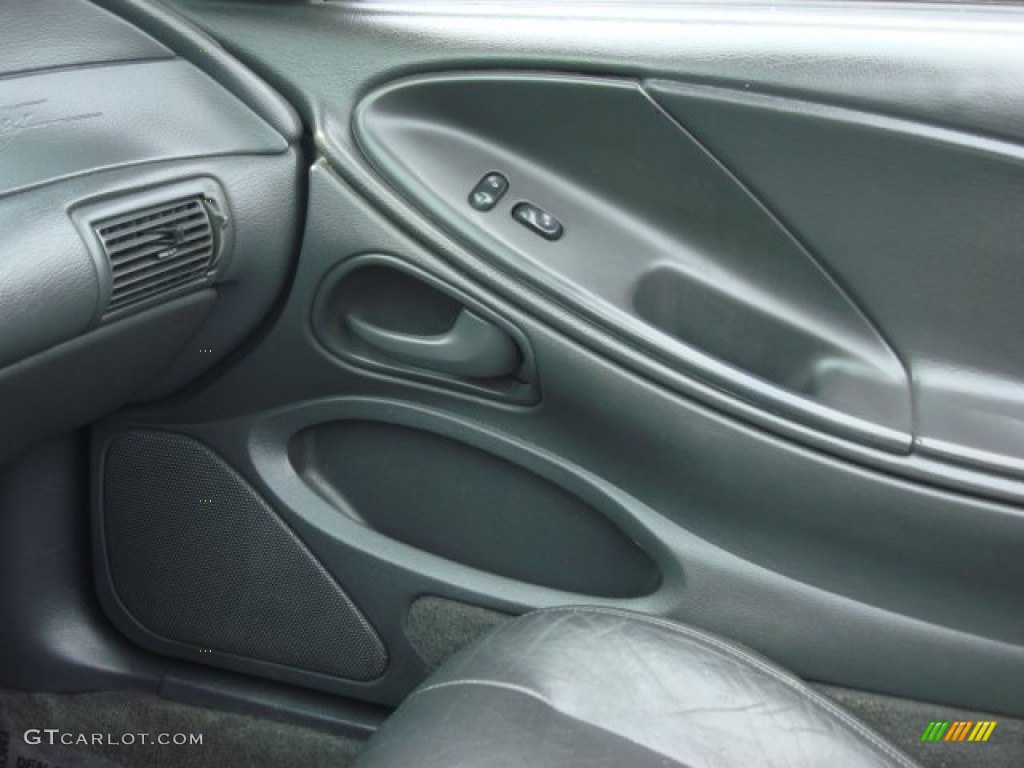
921,721 -> 996,742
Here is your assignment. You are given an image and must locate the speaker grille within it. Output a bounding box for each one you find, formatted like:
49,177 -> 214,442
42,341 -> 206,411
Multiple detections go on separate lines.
103,430 -> 387,681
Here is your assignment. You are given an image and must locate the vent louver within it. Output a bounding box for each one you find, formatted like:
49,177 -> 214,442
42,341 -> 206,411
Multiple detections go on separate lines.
93,196 -> 220,314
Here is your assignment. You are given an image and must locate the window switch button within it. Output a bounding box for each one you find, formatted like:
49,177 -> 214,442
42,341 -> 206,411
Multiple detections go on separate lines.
469,172 -> 508,211
512,202 -> 563,241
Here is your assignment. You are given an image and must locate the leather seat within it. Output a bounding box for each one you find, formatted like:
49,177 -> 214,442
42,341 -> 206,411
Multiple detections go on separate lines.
353,606 -> 920,767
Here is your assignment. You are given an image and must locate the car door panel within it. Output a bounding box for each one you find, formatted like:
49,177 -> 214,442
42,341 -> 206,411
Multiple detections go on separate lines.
93,159 -> 1024,715
12,0 -> 1011,722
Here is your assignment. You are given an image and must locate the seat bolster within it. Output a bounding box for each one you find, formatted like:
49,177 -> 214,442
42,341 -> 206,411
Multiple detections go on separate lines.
354,607 -> 921,768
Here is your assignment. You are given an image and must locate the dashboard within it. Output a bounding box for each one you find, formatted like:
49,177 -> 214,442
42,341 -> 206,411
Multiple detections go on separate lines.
0,0 -> 302,465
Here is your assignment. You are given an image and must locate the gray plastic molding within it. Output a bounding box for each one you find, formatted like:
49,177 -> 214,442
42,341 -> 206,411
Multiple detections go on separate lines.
163,0 -> 1024,505
0,60 -> 286,200
0,0 -> 171,76
99,165 -> 1024,714
647,79 -> 1024,483
354,73 -> 911,452
89,0 -> 302,142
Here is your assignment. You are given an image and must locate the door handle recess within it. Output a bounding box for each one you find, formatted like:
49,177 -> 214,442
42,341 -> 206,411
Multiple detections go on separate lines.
346,309 -> 521,379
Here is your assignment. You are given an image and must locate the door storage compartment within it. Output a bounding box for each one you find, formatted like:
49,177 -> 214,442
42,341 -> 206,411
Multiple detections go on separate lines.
632,266 -> 893,410
289,421 -> 660,598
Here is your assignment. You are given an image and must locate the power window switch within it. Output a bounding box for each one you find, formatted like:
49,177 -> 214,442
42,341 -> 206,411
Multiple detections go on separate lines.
512,202 -> 563,241
468,172 -> 509,211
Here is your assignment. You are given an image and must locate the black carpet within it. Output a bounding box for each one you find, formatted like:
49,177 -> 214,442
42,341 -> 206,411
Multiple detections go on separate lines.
817,684 -> 1024,768
0,689 -> 365,768
405,595 -> 510,668
3,680 -> 1020,767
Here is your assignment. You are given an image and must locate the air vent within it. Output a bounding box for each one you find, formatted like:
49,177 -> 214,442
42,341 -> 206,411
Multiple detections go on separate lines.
92,195 -> 222,315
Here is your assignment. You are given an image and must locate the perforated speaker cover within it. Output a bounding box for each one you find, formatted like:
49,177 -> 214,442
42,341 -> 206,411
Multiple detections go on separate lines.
102,430 -> 387,681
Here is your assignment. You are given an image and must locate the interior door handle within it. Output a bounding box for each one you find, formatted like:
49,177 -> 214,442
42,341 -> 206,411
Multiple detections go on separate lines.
346,309 -> 521,379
